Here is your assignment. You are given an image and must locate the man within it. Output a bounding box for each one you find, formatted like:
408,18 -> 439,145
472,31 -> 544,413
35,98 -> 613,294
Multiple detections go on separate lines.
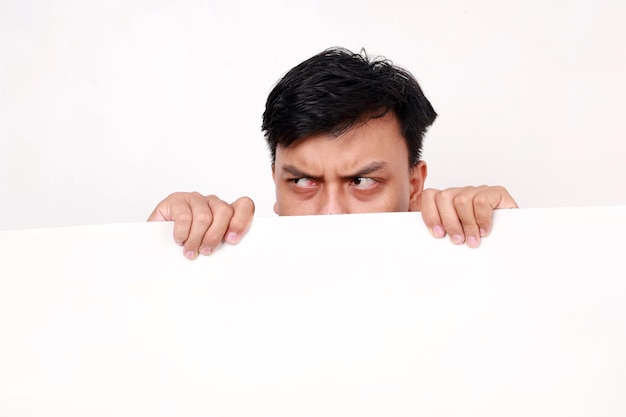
149,47 -> 518,260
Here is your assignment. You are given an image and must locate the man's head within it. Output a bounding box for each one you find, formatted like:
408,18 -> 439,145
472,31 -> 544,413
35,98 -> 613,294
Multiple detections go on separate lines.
262,47 -> 438,215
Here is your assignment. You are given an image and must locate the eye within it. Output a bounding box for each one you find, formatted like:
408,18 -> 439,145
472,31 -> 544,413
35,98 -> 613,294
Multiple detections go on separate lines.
291,177 -> 317,188
351,177 -> 378,190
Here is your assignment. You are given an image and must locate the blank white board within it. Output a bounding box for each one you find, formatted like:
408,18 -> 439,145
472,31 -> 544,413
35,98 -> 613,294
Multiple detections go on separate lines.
1,207 -> 625,416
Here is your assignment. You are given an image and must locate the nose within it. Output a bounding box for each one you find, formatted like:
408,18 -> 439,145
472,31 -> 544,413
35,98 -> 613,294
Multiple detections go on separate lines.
317,188 -> 348,215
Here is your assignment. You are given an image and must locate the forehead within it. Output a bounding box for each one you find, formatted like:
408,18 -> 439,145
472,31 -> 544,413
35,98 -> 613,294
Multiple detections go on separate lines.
275,114 -> 410,171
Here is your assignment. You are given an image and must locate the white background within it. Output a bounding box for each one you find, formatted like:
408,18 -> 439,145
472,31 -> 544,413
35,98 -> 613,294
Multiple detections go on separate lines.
1,0 -> 625,231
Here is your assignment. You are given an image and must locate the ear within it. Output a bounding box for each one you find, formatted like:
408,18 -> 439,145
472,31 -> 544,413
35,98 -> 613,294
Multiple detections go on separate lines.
408,161 -> 427,212
272,163 -> 279,215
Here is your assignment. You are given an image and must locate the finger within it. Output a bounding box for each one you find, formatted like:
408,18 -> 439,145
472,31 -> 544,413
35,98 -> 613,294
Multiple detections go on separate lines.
181,193 -> 222,259
195,195 -> 236,256
147,193 -> 179,222
418,188 -> 446,238
147,192 -> 196,246
224,196 -> 256,245
473,185 -> 519,237
147,192 -> 206,257
453,187 -> 484,248
168,193 -> 208,247
147,206 -> 168,222
435,189 -> 466,245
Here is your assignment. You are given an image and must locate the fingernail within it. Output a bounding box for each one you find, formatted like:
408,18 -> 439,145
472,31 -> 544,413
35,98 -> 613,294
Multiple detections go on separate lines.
480,228 -> 488,237
467,236 -> 478,248
432,225 -> 445,238
452,234 -> 464,244
200,247 -> 213,256
175,240 -> 184,246
225,232 -> 238,244
184,250 -> 197,260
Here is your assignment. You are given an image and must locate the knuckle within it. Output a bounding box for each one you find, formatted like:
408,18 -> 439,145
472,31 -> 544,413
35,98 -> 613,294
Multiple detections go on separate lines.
473,193 -> 491,208
202,234 -> 222,248
194,211 -> 214,225
176,212 -> 193,224
170,191 -> 192,199
242,196 -> 255,212
204,193 -> 217,200
233,196 -> 255,215
452,193 -> 472,207
462,222 -> 478,231
434,190 -> 452,205
213,203 -> 235,218
229,217 -> 247,232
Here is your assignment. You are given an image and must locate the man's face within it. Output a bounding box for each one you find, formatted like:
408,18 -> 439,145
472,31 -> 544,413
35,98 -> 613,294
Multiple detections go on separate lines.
272,113 -> 427,215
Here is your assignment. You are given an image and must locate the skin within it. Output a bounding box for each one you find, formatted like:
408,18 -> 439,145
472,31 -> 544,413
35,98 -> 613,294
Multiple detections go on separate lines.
272,113 -> 425,215
148,113 -> 518,259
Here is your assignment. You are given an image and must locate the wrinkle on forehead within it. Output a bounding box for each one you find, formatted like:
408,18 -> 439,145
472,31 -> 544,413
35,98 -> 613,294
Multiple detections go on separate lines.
275,114 -> 408,178
276,143 -> 383,179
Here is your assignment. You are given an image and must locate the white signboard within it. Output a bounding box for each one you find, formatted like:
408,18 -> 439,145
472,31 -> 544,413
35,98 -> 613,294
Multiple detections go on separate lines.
1,207 -> 625,416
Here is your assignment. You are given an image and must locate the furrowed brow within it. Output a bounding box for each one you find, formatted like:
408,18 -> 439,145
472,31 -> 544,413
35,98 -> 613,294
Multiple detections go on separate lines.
281,164 -> 317,179
347,161 -> 388,178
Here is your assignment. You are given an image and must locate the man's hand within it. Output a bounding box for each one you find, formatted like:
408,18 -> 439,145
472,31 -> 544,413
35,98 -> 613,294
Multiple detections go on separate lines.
148,192 -> 255,260
417,186 -> 518,248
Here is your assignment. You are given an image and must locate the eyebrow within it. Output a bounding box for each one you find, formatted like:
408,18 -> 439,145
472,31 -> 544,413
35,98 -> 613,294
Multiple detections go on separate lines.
281,165 -> 317,179
349,161 -> 388,178
280,161 -> 388,179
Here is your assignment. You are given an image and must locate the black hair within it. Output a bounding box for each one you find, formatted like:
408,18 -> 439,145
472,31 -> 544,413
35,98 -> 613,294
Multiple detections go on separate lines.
262,47 -> 437,165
